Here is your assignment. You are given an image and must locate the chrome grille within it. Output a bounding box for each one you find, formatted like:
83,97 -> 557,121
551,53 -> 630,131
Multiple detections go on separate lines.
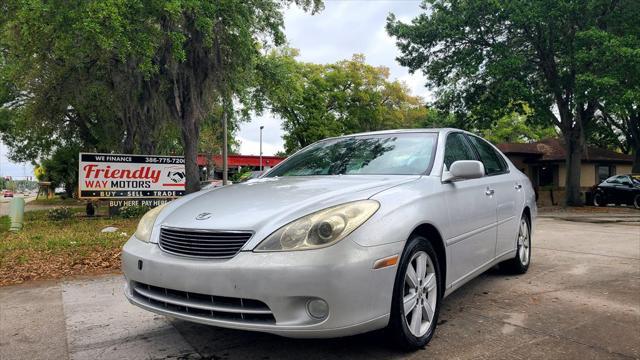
131,282 -> 275,324
159,227 -> 252,259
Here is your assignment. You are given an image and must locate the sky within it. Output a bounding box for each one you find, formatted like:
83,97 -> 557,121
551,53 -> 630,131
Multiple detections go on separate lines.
237,0 -> 430,156
0,0 -> 429,178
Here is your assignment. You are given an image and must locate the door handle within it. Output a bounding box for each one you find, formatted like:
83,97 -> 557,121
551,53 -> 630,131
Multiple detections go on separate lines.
515,184 -> 522,190
485,188 -> 495,196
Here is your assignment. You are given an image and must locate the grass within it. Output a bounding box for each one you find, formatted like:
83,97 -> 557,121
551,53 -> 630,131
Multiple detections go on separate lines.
0,209 -> 140,286
30,195 -> 85,206
0,216 -> 10,233
30,196 -> 85,206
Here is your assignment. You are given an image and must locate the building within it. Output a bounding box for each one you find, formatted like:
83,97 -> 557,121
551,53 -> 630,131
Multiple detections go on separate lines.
196,154 -> 286,180
497,138 -> 633,206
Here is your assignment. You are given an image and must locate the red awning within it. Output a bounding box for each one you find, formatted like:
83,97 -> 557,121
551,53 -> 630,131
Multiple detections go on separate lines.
197,154 -> 285,168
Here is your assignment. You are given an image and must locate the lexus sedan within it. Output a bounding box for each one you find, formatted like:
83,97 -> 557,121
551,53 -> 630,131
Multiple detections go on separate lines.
122,129 -> 536,349
592,174 -> 640,209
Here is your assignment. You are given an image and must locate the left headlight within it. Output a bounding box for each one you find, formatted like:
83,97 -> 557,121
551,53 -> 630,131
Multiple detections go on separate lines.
134,203 -> 169,242
255,200 -> 380,252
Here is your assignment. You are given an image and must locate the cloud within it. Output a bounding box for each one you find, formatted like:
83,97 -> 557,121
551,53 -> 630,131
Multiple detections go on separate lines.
238,0 -> 431,154
237,112 -> 285,155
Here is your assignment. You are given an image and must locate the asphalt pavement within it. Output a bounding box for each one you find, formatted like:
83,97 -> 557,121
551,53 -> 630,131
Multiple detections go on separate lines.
1,217 -> 639,360
0,195 -> 36,216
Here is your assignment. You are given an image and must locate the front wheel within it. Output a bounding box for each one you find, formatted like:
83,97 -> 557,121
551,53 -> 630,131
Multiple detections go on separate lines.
501,216 -> 531,274
593,193 -> 606,207
634,194 -> 640,209
387,236 -> 441,350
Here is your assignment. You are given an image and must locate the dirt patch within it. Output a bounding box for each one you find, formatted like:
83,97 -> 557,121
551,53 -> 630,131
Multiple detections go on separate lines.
0,209 -> 137,286
0,247 -> 123,286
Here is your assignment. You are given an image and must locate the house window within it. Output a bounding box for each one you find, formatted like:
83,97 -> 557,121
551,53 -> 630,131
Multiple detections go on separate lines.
538,165 -> 554,187
597,165 -> 614,184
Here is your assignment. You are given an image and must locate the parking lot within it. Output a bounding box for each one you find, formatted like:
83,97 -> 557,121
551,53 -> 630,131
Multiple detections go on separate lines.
1,216 -> 639,360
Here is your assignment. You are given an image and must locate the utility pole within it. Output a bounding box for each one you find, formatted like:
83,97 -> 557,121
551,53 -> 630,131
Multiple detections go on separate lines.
259,125 -> 264,173
222,104 -> 229,186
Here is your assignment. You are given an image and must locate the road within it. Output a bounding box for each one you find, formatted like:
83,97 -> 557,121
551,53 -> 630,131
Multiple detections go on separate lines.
0,195 -> 36,216
1,217 -> 639,360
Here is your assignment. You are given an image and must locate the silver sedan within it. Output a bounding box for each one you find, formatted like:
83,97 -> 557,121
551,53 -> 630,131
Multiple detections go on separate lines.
122,128 -> 536,349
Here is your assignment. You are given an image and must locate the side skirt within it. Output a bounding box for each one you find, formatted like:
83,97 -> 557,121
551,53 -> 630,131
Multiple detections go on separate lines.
443,249 -> 516,298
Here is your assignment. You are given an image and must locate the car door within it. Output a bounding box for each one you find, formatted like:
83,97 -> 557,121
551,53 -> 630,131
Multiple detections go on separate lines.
465,135 -> 520,260
599,176 -> 618,203
441,132 -> 498,285
616,176 -> 635,205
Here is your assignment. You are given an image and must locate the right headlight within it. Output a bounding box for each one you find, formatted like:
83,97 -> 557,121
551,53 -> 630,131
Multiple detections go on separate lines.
254,200 -> 380,252
133,203 -> 168,242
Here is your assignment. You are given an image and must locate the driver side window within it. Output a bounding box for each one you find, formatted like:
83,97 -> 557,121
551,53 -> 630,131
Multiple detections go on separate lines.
444,133 -> 476,170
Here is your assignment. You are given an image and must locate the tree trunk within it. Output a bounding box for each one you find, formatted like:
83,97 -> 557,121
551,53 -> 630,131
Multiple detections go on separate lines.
563,128 -> 584,206
180,118 -> 201,194
632,149 -> 640,174
630,113 -> 640,174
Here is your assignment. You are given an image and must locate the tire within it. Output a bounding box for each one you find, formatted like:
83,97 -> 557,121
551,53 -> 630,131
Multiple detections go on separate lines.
501,215 -> 531,274
634,194 -> 640,209
593,193 -> 606,207
387,236 -> 442,350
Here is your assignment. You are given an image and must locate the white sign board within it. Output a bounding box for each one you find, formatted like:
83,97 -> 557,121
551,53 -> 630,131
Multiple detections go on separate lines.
78,153 -> 186,199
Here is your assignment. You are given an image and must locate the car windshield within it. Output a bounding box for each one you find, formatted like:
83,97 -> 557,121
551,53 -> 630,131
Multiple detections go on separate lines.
631,175 -> 640,185
266,133 -> 438,176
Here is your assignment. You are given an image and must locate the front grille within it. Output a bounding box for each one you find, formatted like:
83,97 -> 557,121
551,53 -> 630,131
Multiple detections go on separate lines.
132,282 -> 275,324
159,227 -> 252,259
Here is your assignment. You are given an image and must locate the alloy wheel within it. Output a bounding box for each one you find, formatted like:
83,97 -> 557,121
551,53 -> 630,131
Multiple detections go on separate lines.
403,251 -> 437,337
517,219 -> 530,266
593,193 -> 602,207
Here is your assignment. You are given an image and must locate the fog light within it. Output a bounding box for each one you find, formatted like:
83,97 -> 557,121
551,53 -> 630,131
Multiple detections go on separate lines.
306,299 -> 329,319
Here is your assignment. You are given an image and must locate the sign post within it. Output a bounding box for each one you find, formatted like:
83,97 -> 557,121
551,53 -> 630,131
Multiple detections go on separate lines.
78,153 -> 186,215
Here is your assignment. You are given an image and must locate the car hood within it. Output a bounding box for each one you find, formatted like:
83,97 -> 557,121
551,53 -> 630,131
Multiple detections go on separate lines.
152,175 -> 419,245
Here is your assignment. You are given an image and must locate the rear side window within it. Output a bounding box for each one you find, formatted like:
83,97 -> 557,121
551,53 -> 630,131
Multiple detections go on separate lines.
606,176 -> 621,184
619,176 -> 632,185
466,135 -> 508,175
444,133 -> 476,170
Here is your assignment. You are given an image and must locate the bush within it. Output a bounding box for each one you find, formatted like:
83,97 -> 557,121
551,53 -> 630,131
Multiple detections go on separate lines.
118,205 -> 150,219
48,207 -> 74,221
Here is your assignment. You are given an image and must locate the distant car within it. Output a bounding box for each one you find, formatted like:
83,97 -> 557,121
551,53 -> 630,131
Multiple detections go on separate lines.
592,174 -> 640,209
2,190 -> 14,198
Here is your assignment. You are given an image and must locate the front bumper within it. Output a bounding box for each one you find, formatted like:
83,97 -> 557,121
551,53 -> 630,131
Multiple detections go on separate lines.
122,236 -> 403,338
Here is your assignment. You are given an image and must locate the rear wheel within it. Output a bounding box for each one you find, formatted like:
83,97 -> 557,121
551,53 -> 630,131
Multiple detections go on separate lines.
387,236 -> 441,350
501,215 -> 531,274
593,193 -> 606,207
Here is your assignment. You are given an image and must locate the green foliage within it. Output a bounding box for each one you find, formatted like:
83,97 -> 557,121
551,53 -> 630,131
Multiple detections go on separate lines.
47,207 -> 74,221
118,205 -> 150,219
387,0 -> 640,204
576,26 -> 640,171
481,111 -> 557,145
258,50 -> 428,153
40,145 -> 80,198
1,0 -> 324,193
231,167 -> 254,183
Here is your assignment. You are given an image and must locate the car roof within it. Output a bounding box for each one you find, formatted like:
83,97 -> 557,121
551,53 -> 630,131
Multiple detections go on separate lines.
323,128 -> 465,140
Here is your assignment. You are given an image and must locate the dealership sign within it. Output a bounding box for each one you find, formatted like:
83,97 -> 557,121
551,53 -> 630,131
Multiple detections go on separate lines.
78,153 -> 186,199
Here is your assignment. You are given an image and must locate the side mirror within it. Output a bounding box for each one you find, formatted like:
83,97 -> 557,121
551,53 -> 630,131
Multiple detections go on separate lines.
442,160 -> 485,182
